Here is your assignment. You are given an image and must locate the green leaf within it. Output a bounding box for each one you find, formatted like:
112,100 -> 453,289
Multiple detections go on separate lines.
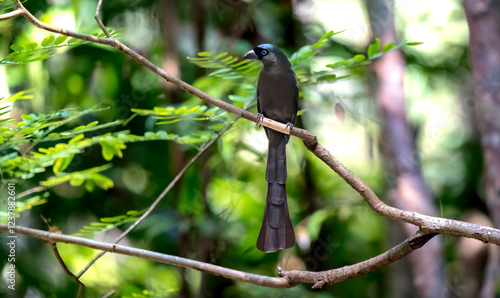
47,133 -> 60,140
215,52 -> 228,59
312,30 -> 334,49
25,42 -> 38,50
228,94 -> 253,103
70,177 -> 84,186
85,180 -> 95,192
209,68 -> 233,77
41,36 -> 55,47
53,154 -> 74,173
69,134 -> 84,144
86,121 -> 99,128
156,119 -> 181,125
10,44 -> 23,52
21,114 -> 34,121
54,35 -> 68,45
67,37 -> 83,44
101,216 -> 127,223
353,54 -> 365,62
316,74 -> 338,83
407,41 -> 424,46
325,61 -> 344,69
382,42 -> 395,52
198,52 -> 212,57
367,38 -> 381,57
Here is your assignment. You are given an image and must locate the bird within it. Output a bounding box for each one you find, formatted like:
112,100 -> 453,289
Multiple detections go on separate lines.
243,44 -> 298,252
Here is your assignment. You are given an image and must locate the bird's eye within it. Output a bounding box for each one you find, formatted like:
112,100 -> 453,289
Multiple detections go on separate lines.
261,49 -> 268,56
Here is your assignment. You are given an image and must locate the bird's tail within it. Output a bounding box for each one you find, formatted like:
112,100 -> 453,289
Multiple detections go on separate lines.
257,130 -> 295,252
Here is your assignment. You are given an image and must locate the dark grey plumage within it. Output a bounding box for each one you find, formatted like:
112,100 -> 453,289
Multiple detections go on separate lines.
244,44 -> 298,252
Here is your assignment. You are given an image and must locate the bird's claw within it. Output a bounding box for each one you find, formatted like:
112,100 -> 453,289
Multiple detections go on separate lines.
256,113 -> 264,127
285,122 -> 294,135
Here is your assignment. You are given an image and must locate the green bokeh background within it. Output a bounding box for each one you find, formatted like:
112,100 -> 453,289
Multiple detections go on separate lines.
0,0 -> 486,297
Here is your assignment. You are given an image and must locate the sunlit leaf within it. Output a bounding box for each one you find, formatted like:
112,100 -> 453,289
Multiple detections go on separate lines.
41,35 -> 55,47
382,42 -> 395,52
54,35 -> 68,45
367,38 -> 381,57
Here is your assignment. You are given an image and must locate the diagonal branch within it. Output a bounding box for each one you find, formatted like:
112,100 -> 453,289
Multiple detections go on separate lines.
50,243 -> 85,297
279,231 -> 437,288
76,123 -> 233,278
94,0 -> 113,38
1,224 -> 435,288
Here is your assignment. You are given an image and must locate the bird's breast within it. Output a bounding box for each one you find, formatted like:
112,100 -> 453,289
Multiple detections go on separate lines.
257,69 -> 298,124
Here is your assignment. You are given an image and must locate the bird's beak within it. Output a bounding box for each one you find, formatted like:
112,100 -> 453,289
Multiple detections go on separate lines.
243,49 -> 258,60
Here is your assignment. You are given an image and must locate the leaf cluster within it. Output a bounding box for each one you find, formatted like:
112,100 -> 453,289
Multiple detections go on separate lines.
187,31 -> 422,86
2,29 -> 123,65
75,209 -> 145,237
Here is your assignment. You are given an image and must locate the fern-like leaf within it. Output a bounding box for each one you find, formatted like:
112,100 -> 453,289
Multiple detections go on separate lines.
1,29 -> 125,65
74,209 -> 146,237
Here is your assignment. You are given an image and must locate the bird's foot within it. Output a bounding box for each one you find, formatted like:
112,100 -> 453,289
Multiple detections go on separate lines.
285,122 -> 294,135
256,113 -> 264,127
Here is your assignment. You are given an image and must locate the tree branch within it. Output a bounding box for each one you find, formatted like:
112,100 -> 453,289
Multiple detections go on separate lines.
94,0 -> 113,39
0,8 -> 23,20
0,224 -> 435,288
76,123 -> 233,278
50,243 -> 85,297
279,231 -> 437,288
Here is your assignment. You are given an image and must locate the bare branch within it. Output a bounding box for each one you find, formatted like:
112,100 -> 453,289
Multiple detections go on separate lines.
1,225 -> 435,288
102,290 -> 116,298
305,142 -> 500,244
94,0 -> 113,38
4,225 -> 295,288
279,231 -> 437,288
50,243 -> 85,297
0,8 -> 23,20
76,124 -> 233,278
16,185 -> 46,199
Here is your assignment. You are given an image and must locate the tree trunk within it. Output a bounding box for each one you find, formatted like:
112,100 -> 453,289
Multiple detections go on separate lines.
463,1 -> 500,297
366,0 -> 446,297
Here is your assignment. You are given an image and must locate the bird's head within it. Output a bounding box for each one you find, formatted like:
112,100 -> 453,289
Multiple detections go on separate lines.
243,44 -> 291,68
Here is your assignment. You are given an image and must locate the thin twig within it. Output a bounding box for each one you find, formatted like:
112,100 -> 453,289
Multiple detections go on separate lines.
50,243 -> 85,297
2,225 -> 434,289
76,123 -> 234,278
16,185 -> 46,199
102,290 -> 116,298
94,0 -> 113,38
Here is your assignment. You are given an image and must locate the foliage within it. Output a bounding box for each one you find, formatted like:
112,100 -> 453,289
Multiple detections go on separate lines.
188,31 -> 421,86
75,208 -> 145,237
1,29 -> 123,65
0,94 -> 224,231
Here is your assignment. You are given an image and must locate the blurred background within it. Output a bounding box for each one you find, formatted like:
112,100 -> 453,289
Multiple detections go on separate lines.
1,0 -> 499,297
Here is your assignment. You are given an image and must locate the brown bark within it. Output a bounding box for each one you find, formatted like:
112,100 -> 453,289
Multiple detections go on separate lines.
366,0 -> 446,297
463,1 -> 500,297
